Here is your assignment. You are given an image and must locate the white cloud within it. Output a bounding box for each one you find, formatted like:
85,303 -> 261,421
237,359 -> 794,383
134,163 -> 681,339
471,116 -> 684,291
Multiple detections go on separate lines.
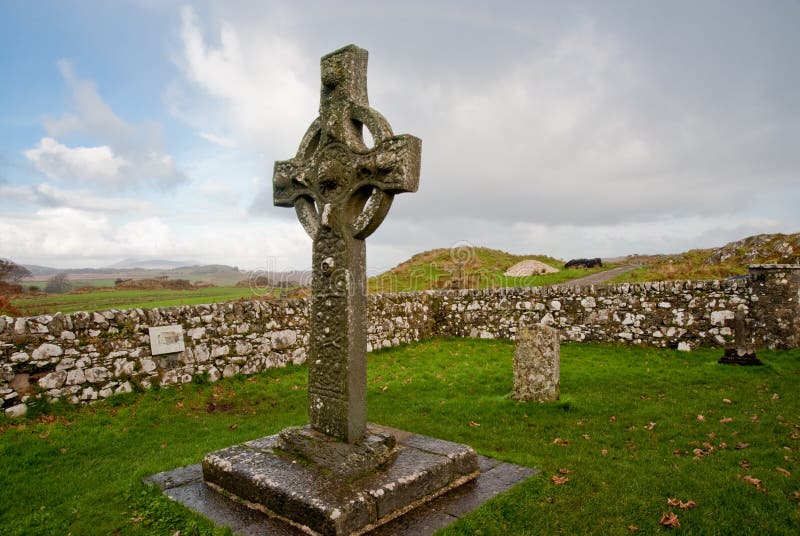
2,182 -> 157,215
0,207 -> 311,269
198,180 -> 240,203
170,6 -> 316,153
24,137 -> 129,185
27,61 -> 185,188
197,131 -> 237,148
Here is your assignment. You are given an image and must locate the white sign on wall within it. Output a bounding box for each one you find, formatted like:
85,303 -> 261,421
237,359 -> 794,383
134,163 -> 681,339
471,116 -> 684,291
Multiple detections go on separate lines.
148,325 -> 186,355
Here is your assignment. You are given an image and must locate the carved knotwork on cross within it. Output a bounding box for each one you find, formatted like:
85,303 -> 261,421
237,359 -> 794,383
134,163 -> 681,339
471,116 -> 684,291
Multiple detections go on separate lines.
272,45 -> 421,442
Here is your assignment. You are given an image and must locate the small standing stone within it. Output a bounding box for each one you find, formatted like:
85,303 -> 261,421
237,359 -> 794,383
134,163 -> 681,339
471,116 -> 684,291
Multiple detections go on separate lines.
719,309 -> 762,365
513,323 -> 560,402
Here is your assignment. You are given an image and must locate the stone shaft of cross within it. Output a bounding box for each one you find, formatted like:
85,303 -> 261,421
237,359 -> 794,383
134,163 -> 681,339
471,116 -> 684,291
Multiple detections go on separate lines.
272,45 -> 421,442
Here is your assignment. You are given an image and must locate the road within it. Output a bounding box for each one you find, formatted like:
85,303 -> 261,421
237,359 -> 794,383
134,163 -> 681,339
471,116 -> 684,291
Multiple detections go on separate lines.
554,265 -> 638,287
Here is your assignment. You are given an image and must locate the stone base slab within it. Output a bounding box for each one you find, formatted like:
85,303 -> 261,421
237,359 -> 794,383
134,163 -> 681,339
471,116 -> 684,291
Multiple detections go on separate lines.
719,345 -> 763,366
200,425 -> 482,535
146,454 -> 538,536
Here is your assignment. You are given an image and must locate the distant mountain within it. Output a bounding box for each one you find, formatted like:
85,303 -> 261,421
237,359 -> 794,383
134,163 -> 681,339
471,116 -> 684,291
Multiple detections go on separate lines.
21,264 -> 62,277
105,259 -> 198,270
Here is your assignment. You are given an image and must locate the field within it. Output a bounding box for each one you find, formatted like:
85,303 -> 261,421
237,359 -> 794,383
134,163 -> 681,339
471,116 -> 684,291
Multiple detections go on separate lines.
1,339 -> 797,535
10,286 -> 270,316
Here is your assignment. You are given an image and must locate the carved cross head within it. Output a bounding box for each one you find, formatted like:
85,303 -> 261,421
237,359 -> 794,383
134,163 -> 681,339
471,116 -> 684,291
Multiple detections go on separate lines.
273,45 -> 421,240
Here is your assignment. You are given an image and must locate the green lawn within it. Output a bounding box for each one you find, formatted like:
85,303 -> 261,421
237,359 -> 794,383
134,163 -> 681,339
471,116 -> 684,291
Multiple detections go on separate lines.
1,340 -> 798,535
11,286 -> 269,316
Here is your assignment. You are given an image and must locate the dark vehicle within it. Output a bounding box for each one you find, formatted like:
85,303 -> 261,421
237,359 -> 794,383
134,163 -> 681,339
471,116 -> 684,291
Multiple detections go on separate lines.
565,258 -> 603,269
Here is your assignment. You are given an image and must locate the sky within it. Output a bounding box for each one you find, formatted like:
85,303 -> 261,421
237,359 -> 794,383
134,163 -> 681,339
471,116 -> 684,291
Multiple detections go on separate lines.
1,0 -> 798,273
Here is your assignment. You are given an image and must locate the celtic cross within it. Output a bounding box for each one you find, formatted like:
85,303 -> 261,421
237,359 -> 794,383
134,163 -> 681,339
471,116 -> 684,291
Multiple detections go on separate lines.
273,45 -> 421,442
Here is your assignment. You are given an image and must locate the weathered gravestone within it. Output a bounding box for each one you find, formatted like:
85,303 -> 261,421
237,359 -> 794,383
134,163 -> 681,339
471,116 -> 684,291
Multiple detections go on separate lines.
202,45 -> 480,535
512,323 -> 560,402
718,309 -> 762,365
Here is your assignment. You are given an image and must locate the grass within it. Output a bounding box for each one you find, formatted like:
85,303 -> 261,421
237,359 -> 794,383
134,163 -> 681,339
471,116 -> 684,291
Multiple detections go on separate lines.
10,286 -> 271,316
368,246 -> 615,292
1,339 -> 798,534
610,254 -> 747,284
24,279 -> 118,290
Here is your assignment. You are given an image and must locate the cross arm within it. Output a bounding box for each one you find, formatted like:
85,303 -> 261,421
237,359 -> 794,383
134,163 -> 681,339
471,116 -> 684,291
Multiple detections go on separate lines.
352,134 -> 421,195
273,158 -> 314,208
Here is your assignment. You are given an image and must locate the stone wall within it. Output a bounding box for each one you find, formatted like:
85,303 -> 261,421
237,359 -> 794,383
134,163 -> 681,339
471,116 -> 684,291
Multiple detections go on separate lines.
0,299 -> 310,414
748,265 -> 800,349
432,279 -> 752,349
2,265 -> 799,415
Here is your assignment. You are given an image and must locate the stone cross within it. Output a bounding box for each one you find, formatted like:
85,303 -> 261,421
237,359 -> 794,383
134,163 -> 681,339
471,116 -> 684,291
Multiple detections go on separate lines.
273,45 -> 421,442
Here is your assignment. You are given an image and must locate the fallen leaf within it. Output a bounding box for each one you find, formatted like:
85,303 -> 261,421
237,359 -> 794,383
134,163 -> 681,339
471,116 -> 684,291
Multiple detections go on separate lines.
697,415 -> 706,422
659,512 -> 680,528
645,422 -> 657,431
610,415 -> 617,423
553,437 -> 569,446
750,415 -> 760,422
720,417 -> 733,424
175,402 -> 184,408
582,434 -> 591,440
723,398 -> 732,404
173,531 -> 181,536
160,443 -> 166,449
39,430 -> 50,439
130,516 -> 143,523
551,475 -> 569,485
739,460 -> 751,468
627,524 -> 639,532
772,393 -> 780,400
60,447 -> 68,454
380,385 -> 388,392
558,468 -> 570,475
776,467 -> 791,477
679,500 -> 697,510
667,498 -> 681,507
793,491 -> 800,500
469,421 -> 480,428
229,423 -> 238,430
719,442 -> 728,449
601,449 -> 609,456
545,497 -> 555,503
672,449 -> 686,456
735,443 -> 750,450
708,431 -> 716,439
739,475 -> 762,488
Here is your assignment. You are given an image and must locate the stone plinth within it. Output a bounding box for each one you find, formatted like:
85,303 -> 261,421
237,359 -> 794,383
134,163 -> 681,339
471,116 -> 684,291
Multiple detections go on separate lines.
748,264 -> 800,349
513,323 -> 560,402
719,345 -> 762,366
718,308 -> 762,366
202,424 -> 479,536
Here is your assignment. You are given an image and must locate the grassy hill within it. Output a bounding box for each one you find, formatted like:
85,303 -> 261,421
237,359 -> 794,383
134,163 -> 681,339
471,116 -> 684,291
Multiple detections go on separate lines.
612,232 -> 800,283
368,247 -> 610,293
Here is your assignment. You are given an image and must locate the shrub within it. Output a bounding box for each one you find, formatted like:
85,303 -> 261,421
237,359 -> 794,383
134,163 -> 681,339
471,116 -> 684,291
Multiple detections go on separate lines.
45,273 -> 72,294
0,258 -> 31,283
0,295 -> 21,316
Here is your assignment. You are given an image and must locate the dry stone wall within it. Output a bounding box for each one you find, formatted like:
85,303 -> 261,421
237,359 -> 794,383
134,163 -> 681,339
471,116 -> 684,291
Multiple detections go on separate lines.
3,265 -> 798,416
0,299 -> 310,414
432,279 -> 753,349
